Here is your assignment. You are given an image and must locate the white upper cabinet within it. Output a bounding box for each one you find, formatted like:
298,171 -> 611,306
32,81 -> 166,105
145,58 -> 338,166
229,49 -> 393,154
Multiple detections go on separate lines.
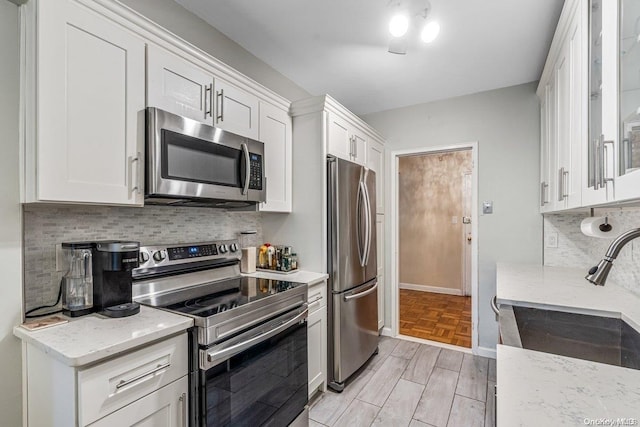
367,139 -> 385,214
147,45 -> 214,125
538,0 -> 584,213
27,0 -> 145,206
259,102 -> 292,212
327,112 -> 368,166
214,79 -> 260,140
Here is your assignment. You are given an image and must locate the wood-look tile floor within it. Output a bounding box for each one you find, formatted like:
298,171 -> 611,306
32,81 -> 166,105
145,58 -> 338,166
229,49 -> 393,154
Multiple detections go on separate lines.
399,290 -> 472,348
309,337 -> 496,427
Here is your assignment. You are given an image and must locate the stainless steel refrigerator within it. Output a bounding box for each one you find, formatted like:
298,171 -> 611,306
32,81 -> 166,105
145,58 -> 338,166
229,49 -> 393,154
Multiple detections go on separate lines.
327,156 -> 378,392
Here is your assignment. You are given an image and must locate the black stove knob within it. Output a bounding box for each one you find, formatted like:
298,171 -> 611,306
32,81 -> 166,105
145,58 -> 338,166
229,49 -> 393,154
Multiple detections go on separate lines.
229,243 -> 238,252
139,252 -> 150,263
153,250 -> 166,262
219,244 -> 228,254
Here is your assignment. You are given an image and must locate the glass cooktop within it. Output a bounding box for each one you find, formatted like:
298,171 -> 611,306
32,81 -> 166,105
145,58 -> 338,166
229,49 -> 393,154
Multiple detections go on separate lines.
155,276 -> 304,318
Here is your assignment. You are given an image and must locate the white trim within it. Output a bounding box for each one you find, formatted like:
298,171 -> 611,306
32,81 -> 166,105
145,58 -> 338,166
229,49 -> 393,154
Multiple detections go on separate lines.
475,346 -> 497,360
399,283 -> 463,296
397,334 -> 472,354
390,142 -> 480,354
381,327 -> 393,337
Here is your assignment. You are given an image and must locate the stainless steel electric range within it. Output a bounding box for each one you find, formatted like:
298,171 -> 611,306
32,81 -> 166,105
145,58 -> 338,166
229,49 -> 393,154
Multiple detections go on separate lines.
132,240 -> 309,427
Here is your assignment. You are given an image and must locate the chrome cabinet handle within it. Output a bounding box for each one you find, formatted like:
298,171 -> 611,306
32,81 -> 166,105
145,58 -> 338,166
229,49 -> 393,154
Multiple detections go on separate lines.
216,88 -> 224,122
594,136 -> 601,190
115,362 -> 171,389
308,295 -> 323,309
129,152 -> 142,196
353,137 -> 358,158
241,143 -> 250,195
179,392 -> 187,427
602,140 -> 615,187
344,282 -> 378,301
204,84 -> 212,118
207,308 -> 308,367
557,167 -> 565,202
561,169 -> 569,199
540,181 -> 549,206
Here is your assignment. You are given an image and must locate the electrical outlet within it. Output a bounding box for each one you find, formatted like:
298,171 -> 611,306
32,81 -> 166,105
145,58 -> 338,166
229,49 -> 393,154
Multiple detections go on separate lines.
546,232 -> 559,248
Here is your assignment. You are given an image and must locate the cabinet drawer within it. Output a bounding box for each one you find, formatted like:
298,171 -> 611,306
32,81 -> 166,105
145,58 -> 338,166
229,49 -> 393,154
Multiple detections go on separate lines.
78,333 -> 188,426
308,281 -> 327,314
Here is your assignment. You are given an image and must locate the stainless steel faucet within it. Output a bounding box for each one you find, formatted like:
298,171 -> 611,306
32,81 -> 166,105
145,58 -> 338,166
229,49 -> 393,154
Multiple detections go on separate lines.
585,227 -> 640,286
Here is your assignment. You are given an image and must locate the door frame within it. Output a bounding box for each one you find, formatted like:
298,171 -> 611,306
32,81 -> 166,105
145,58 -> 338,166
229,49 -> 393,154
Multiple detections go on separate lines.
388,142 -> 479,353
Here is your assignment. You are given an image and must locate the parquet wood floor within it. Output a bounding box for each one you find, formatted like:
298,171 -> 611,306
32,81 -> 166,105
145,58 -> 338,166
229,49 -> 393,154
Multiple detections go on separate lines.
399,289 -> 472,348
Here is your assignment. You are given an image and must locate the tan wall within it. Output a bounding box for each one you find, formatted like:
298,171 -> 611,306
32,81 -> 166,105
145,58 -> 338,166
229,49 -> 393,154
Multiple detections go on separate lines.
399,150 -> 472,292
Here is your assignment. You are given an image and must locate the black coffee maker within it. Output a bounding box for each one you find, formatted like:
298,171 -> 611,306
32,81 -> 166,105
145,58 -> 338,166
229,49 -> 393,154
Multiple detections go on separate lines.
92,240 -> 141,318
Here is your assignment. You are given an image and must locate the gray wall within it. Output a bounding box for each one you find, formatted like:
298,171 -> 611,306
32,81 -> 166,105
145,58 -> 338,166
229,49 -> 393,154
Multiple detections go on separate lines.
363,82 -> 543,351
119,0 -> 311,103
0,1 -> 24,424
544,208 -> 640,294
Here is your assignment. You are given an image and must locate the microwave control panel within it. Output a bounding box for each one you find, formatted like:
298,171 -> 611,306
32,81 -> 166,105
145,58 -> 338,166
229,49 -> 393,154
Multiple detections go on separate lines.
249,153 -> 263,190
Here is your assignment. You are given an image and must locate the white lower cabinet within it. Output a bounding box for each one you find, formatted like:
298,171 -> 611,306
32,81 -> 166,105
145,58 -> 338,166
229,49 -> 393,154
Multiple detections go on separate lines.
89,376 -> 188,427
24,333 -> 189,427
307,280 -> 327,397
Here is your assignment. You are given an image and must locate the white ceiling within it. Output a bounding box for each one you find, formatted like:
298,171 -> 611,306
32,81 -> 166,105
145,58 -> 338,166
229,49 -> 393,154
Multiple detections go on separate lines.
176,0 -> 564,115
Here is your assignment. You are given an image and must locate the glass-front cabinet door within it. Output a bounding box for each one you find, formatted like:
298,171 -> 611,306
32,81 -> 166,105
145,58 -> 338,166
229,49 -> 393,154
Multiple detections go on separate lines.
617,0 -> 640,200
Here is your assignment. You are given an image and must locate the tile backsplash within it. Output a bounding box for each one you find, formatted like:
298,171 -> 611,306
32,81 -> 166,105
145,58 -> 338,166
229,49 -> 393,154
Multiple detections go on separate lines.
23,204 -> 262,312
544,207 -> 640,296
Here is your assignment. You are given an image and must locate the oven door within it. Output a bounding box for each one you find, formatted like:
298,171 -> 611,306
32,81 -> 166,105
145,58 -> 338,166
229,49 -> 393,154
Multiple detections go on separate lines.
199,306 -> 308,427
146,107 -> 266,203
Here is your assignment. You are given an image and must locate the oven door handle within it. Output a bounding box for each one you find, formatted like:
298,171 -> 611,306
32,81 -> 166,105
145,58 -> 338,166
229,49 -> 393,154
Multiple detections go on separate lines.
206,307 -> 308,367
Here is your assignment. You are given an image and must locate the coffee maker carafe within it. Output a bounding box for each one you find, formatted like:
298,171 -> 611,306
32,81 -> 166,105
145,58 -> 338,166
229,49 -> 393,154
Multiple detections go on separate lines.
92,241 -> 141,318
61,242 -> 94,317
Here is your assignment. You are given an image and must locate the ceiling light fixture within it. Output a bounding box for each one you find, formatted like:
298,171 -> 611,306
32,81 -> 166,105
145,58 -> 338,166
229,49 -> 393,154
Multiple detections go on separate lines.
387,0 -> 440,55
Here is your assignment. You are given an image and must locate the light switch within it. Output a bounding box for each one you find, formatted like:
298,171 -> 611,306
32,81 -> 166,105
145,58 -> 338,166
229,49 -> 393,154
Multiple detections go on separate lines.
482,201 -> 493,214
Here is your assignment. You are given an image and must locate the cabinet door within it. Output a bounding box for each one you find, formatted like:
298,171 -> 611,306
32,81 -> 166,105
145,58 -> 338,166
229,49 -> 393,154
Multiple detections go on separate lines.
615,0 -> 640,201
327,112 -> 352,161
307,307 -> 327,397
88,377 -> 188,427
36,0 -> 145,205
214,79 -> 259,139
540,89 -> 553,212
555,42 -> 571,210
376,215 -> 384,330
147,45 -> 214,125
368,140 -> 385,213
352,129 -> 367,166
566,8 -> 584,209
259,102 -> 292,212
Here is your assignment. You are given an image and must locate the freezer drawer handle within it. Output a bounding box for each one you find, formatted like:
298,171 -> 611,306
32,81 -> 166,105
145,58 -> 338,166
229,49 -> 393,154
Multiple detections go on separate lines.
344,282 -> 378,301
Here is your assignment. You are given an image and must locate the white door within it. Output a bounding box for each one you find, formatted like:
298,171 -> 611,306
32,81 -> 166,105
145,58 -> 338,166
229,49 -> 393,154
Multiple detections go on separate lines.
376,214 -> 385,330
36,0 -> 145,205
214,79 -> 259,139
327,112 -> 352,161
259,102 -> 292,212
147,45 -> 214,125
462,172 -> 472,297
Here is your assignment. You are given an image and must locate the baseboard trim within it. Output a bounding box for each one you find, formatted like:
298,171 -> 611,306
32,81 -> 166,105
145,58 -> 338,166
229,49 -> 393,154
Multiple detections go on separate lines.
398,334 -> 472,353
399,283 -> 463,296
476,346 -> 497,359
381,327 -> 393,337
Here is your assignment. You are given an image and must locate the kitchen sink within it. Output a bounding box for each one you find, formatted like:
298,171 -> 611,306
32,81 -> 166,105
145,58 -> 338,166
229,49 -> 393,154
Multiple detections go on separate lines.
507,306 -> 640,370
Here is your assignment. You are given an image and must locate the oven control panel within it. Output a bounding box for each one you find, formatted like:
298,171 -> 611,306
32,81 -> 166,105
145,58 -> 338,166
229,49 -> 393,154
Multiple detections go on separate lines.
137,239 -> 241,268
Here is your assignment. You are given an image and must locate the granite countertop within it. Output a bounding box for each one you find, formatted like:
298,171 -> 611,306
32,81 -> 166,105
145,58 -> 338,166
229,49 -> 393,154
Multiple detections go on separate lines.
242,269 -> 328,286
496,263 -> 640,426
14,305 -> 193,367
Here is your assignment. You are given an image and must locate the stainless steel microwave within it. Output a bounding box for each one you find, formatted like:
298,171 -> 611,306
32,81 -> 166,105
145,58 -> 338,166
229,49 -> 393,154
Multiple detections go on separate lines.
146,107 -> 266,208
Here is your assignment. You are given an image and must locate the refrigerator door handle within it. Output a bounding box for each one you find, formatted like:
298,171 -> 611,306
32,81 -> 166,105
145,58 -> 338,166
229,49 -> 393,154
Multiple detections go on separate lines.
357,179 -> 367,267
344,281 -> 378,301
362,172 -> 373,267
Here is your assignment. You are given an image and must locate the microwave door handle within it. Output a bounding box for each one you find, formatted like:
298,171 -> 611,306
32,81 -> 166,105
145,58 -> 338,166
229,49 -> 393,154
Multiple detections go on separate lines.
241,143 -> 250,195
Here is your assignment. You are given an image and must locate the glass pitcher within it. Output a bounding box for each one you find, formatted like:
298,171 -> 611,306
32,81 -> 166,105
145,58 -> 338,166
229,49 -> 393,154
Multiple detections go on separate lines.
61,243 -> 94,317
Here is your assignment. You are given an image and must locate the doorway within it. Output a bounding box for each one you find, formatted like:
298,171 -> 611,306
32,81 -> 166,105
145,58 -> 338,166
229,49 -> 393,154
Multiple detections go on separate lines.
389,143 -> 478,352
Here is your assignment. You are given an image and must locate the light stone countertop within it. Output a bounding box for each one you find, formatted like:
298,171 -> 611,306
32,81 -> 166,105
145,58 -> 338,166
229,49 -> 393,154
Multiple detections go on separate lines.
242,269 -> 328,286
13,305 -> 193,367
496,263 -> 640,426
